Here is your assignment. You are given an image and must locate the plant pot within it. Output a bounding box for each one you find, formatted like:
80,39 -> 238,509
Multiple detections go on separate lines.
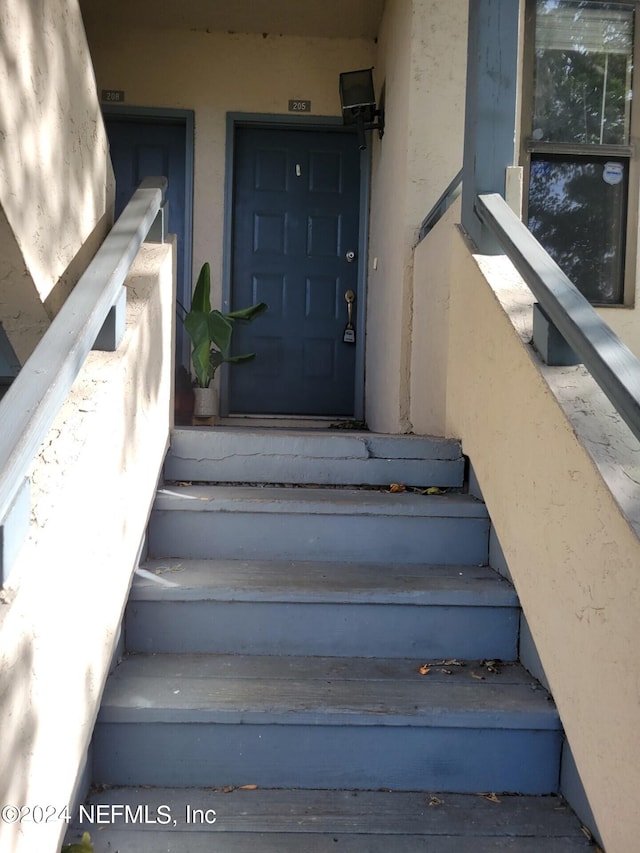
193,385 -> 218,420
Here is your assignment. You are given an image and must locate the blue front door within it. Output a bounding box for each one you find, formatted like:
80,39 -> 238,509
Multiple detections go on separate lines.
104,115 -> 191,368
229,126 -> 362,416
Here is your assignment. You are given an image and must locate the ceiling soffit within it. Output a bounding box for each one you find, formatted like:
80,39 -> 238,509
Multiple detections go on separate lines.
79,0 -> 385,40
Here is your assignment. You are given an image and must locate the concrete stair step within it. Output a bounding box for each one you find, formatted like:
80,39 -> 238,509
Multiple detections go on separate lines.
94,654 -> 561,793
127,559 -> 518,659
65,788 -> 591,852
164,427 -> 465,487
147,486 -> 489,565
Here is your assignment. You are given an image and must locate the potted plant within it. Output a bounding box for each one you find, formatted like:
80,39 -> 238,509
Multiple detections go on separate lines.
180,262 -> 267,418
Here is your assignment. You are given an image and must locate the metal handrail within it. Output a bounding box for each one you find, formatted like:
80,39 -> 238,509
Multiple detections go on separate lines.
476,192 -> 640,444
417,168 -> 463,243
0,177 -> 167,569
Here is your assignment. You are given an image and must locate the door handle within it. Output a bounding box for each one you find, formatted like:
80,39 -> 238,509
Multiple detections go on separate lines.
345,250 -> 356,263
345,290 -> 355,323
343,290 -> 356,344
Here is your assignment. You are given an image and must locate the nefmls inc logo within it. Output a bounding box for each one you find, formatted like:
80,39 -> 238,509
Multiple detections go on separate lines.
78,804 -> 174,825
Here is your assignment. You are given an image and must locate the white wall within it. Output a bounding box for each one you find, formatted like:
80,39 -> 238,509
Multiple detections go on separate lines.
0,242 -> 174,853
0,0 -> 114,360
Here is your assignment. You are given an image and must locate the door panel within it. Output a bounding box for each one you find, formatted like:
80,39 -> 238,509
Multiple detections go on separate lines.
230,126 -> 361,416
105,117 -> 189,365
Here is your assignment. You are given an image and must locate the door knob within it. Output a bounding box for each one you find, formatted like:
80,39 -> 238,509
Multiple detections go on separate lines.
345,250 -> 356,263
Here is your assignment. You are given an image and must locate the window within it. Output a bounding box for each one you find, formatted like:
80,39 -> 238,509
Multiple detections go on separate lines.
522,0 -> 638,304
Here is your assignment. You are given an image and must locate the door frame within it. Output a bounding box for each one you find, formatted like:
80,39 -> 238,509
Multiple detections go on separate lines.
221,112 -> 370,420
102,104 -> 195,370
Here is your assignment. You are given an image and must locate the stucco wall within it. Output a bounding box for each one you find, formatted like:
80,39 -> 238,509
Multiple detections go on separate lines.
410,199 -> 461,435
413,217 -> 640,852
0,242 -> 174,853
0,0 -> 114,361
366,0 -> 467,432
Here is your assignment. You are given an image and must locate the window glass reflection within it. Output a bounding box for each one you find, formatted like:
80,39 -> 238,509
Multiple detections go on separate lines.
528,154 -> 628,303
533,1 -> 634,144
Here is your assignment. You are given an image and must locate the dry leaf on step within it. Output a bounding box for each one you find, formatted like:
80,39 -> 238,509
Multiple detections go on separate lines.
418,664 -> 431,675
479,793 -> 501,804
388,483 -> 406,493
239,784 -> 259,790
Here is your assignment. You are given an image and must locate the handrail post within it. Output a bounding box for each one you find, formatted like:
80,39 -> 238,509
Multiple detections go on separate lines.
93,287 -> 127,352
476,192 -> 640,444
532,303 -> 581,367
141,176 -> 169,244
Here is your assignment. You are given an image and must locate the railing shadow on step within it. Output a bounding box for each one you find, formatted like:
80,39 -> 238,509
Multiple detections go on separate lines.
0,177 -> 168,584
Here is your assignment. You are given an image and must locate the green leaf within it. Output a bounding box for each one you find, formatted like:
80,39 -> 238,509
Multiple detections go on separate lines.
192,341 -> 212,388
207,311 -> 233,353
225,302 -> 268,323
225,353 -> 256,364
209,350 -> 225,372
182,263 -> 268,383
184,310 -> 211,351
191,262 -> 212,314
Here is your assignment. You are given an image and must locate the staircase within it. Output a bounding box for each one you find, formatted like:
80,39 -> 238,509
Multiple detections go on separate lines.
68,428 -> 591,851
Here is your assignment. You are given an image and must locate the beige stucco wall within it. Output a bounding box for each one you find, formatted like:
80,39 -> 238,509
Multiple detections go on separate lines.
410,199 -> 461,435
0,242 -> 174,853
413,215 -> 640,851
0,0 -> 114,362
366,0 -> 467,432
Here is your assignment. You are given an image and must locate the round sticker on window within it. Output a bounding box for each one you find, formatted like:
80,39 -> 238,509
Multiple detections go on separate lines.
603,162 -> 624,186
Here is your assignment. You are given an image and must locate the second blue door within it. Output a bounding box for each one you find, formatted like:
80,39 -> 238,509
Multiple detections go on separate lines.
229,126 -> 362,416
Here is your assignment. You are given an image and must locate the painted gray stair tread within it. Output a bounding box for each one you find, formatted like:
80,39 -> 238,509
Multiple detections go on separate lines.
99,654 -> 559,728
164,428 -> 465,486
65,832 -> 593,852
71,788 -> 588,838
113,654 -> 541,685
133,559 -> 517,605
168,427 -> 464,461
154,484 -> 488,517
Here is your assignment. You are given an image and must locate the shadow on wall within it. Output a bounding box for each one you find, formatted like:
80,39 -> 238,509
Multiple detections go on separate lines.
0,637 -> 37,825
0,0 -> 113,360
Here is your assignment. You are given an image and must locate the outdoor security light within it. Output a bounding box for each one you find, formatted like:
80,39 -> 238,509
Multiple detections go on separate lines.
339,67 -> 385,150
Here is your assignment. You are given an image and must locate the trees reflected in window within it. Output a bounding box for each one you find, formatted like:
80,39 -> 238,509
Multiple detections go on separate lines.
533,1 -> 633,145
528,154 -> 628,303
